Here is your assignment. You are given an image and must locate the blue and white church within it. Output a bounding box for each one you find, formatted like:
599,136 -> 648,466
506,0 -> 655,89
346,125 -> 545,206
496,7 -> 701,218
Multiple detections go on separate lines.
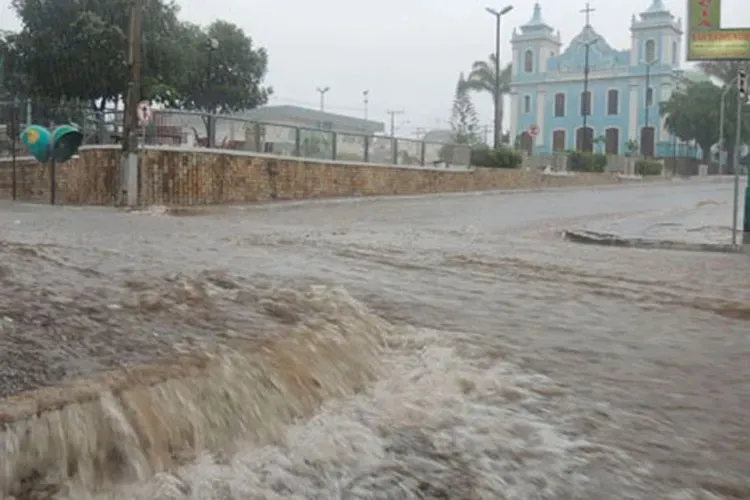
510,0 -> 684,157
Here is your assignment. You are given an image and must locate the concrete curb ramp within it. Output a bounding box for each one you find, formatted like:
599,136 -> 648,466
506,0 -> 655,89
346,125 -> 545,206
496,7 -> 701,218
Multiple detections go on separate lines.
562,229 -> 740,254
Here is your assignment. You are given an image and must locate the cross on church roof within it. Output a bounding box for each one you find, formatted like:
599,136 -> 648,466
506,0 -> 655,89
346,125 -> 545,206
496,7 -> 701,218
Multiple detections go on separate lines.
580,2 -> 595,26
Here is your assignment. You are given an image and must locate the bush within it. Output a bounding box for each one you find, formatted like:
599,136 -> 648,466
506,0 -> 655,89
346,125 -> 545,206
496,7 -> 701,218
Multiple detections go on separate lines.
567,151 -> 607,172
635,159 -> 663,176
470,145 -> 522,169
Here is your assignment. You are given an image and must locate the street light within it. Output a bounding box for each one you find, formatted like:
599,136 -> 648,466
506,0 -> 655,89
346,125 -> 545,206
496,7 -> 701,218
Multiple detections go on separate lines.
363,90 -> 369,120
206,37 -> 219,148
485,5 -> 513,149
719,75 -> 737,175
580,36 -> 599,152
642,57 -> 659,157
316,86 -> 330,111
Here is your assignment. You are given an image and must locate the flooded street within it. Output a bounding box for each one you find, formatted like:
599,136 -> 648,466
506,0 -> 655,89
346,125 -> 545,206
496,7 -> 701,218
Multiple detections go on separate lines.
1,180 -> 749,499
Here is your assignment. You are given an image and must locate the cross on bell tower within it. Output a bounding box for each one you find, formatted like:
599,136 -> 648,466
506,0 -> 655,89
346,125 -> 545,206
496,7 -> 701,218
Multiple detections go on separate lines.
580,2 -> 595,26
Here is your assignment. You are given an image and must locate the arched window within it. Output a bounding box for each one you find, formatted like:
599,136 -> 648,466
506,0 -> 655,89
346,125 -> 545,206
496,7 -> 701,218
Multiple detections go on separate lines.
672,41 -> 678,65
524,50 -> 534,73
645,40 -> 656,63
646,87 -> 654,107
523,95 -> 531,113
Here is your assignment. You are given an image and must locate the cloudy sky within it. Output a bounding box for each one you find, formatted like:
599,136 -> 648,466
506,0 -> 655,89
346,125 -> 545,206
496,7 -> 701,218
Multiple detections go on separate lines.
2,0 -> 750,136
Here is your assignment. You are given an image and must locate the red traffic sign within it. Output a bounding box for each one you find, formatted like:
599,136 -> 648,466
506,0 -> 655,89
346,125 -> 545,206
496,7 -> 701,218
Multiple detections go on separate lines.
528,124 -> 540,137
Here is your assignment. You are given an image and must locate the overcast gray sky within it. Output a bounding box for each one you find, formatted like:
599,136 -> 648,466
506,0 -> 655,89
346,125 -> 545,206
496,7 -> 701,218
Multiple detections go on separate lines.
2,0 -> 750,136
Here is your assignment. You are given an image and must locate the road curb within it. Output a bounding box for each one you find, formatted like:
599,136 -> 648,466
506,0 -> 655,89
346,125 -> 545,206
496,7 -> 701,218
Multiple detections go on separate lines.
562,229 -> 741,254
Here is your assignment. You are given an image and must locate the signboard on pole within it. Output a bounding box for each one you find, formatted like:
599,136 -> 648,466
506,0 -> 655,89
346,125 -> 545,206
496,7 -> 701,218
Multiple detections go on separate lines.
686,0 -> 750,61
137,100 -> 152,127
688,0 -> 721,29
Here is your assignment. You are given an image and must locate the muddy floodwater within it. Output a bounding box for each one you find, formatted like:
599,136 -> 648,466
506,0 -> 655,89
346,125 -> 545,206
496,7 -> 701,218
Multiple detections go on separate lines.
1,181 -> 749,499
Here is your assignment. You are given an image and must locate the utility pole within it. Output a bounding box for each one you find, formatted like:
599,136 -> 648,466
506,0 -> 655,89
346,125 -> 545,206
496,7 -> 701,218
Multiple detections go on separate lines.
580,2 -> 596,153
387,109 -> 404,137
121,0 -> 142,206
485,5 -> 514,149
642,58 -> 659,157
719,76 -> 737,175
732,69 -> 747,246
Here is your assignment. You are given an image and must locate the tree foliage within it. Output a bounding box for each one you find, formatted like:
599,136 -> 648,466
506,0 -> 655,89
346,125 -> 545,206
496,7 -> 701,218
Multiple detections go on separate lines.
697,61 -> 748,86
450,74 -> 480,145
660,80 -> 749,164
170,20 -> 272,114
1,0 -> 271,117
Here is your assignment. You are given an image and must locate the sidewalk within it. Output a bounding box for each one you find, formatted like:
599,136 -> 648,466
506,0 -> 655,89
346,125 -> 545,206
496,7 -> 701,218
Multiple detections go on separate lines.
564,199 -> 746,253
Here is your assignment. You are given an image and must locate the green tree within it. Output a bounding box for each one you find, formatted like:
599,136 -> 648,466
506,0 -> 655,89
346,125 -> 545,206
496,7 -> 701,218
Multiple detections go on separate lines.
459,54 -> 512,138
8,0 -> 183,110
660,80 -> 749,166
450,74 -> 480,145
170,20 -> 272,115
697,61 -> 748,86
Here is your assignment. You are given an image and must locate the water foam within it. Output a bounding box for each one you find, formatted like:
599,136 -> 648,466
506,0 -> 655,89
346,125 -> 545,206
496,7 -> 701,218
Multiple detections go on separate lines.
74,326 -> 628,499
0,286 -> 391,498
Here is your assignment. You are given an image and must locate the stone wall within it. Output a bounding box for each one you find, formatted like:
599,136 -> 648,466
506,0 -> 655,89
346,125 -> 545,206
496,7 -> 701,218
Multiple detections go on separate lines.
0,145 -> 643,206
0,147 -> 119,204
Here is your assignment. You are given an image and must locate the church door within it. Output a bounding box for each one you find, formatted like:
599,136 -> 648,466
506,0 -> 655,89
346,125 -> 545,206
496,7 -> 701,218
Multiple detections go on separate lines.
640,127 -> 655,157
576,127 -> 594,152
605,128 -> 619,155
521,132 -> 533,154
552,130 -> 566,152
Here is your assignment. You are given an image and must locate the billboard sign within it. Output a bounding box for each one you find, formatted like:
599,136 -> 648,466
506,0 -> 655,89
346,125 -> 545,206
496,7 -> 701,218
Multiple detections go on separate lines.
686,0 -> 750,61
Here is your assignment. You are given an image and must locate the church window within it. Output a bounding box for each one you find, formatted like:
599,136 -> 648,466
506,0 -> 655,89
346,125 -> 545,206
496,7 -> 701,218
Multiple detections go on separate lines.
523,95 -> 531,113
646,87 -> 654,107
580,91 -> 592,116
645,40 -> 656,63
672,41 -> 678,65
524,50 -> 534,73
607,90 -> 619,115
554,93 -> 566,117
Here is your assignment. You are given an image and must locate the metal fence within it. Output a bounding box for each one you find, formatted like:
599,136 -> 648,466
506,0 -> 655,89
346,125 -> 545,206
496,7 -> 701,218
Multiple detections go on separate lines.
0,104 -> 471,167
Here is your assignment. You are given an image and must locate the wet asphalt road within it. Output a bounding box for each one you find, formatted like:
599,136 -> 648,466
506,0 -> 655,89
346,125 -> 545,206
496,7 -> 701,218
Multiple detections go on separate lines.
1,179 -> 749,497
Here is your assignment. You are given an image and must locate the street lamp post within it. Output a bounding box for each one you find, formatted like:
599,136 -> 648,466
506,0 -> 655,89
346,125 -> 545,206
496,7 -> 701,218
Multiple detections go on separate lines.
485,5 -> 514,149
719,76 -> 737,175
671,71 -> 684,175
642,58 -> 659,157
581,37 -> 599,152
316,87 -> 330,112
206,37 -> 219,148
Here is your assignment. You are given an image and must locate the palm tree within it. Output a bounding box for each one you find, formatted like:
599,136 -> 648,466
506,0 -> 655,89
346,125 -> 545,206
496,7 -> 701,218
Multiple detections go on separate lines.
459,54 -> 513,141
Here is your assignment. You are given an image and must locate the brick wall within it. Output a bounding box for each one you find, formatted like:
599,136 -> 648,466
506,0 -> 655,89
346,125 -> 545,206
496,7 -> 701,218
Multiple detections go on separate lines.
0,145 -> 638,206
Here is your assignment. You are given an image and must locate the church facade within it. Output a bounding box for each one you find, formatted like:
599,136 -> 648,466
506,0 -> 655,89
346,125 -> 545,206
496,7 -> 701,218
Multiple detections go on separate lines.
509,0 -> 684,157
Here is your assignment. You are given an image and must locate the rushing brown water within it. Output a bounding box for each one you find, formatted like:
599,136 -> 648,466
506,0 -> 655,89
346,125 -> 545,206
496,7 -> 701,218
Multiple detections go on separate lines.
1,180 -> 749,499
